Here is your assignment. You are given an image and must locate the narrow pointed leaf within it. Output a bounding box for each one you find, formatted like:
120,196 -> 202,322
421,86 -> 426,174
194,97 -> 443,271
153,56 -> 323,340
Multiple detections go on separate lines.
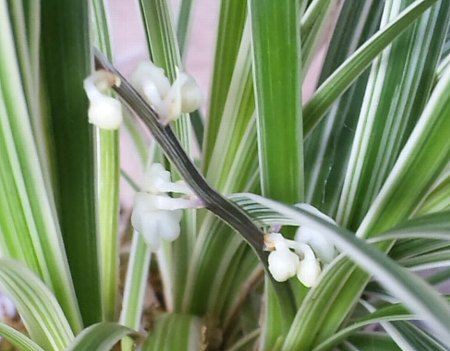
142,314 -> 203,351
0,323 -> 44,351
249,1 -> 303,348
249,0 -> 303,202
305,0 -> 383,216
313,299 -> 450,351
0,0 -> 82,330
41,0 -> 101,324
303,0 -> 440,136
92,0 -> 120,321
120,231 -> 152,329
176,0 -> 195,58
0,260 -> 74,350
204,0 -> 248,169
67,323 -> 136,351
337,0 -> 450,229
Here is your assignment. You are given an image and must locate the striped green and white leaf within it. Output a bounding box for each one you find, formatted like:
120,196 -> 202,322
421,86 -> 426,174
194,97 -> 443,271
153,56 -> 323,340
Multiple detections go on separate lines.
314,298 -> 450,351
41,0 -> 101,325
182,15 -> 259,320
0,323 -> 44,351
142,314 -> 203,351
249,1 -> 303,349
204,0 -> 248,168
176,0 -> 195,59
92,0 -> 121,322
283,59 -> 450,350
119,149 -> 152,351
0,260 -> 74,350
337,0 -> 450,230
385,321 -> 448,351
416,165 -> 450,215
303,0 -> 441,135
0,0 -> 82,331
250,0 -> 303,202
305,0 -> 383,217
66,323 -> 136,351
120,231 -> 151,330
372,211 -> 450,243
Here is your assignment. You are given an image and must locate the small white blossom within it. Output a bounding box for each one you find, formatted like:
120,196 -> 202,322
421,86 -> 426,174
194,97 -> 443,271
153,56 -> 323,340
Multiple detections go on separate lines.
131,60 -> 171,100
131,163 -> 200,251
132,61 -> 202,125
293,242 -> 321,288
266,233 -> 300,282
265,233 -> 322,287
131,193 -> 183,250
84,70 -> 123,129
295,204 -> 337,263
142,162 -> 193,195
177,73 -> 203,113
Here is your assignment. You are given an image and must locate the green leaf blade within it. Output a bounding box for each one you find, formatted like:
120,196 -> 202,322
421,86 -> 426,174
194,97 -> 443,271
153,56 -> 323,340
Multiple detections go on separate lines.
250,0 -> 303,202
142,313 -> 203,351
41,0 -> 102,325
337,0 -> 450,229
92,0 -> 121,322
303,0 -> 440,136
0,323 -> 44,351
67,322 -> 135,351
204,0 -> 248,170
249,1 -> 303,348
0,260 -> 74,351
0,0 -> 82,331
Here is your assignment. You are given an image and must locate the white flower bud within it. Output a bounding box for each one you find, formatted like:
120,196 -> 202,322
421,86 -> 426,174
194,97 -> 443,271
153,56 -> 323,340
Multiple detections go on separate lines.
87,95 -> 123,129
295,226 -> 336,263
142,163 -> 193,195
180,74 -> 202,113
131,62 -> 202,125
295,204 -> 337,263
268,248 -> 300,282
131,163 -> 201,251
297,255 -> 321,288
131,61 -> 170,99
84,71 -> 123,129
160,71 -> 186,123
265,233 -> 300,282
131,193 -> 183,251
297,246 -> 321,288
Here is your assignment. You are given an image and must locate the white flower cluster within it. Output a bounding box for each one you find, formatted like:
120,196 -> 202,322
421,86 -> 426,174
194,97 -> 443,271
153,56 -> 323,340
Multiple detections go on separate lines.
83,60 -> 201,129
83,70 -> 123,129
131,163 -> 201,251
131,61 -> 202,124
266,204 -> 337,288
